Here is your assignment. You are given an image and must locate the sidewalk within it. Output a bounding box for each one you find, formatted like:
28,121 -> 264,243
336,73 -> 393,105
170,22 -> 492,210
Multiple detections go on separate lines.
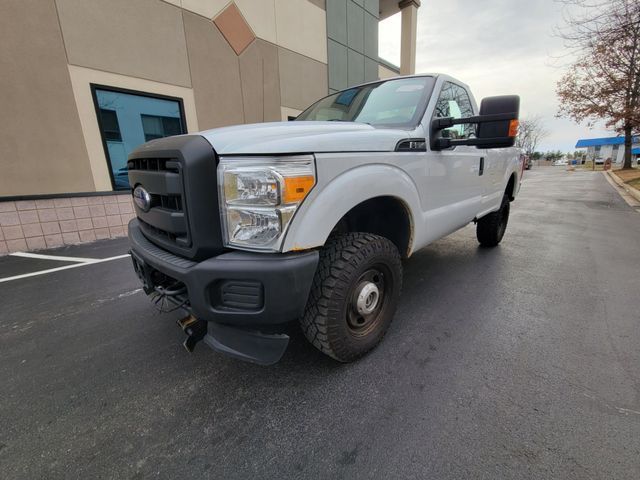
605,170 -> 640,209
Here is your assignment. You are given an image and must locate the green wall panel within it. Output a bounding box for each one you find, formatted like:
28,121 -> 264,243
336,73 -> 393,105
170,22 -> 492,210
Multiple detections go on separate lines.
364,57 -> 378,82
328,39 -> 348,90
346,0 -> 364,54
327,0 -> 380,91
326,0 -> 347,45
364,0 -> 379,17
347,48 -> 365,86
364,11 -> 378,60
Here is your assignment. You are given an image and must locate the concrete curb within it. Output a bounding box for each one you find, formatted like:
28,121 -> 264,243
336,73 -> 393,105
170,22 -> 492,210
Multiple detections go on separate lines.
606,171 -> 640,203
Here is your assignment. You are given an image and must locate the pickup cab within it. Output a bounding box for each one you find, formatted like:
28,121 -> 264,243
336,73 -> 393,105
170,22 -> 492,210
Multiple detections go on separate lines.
127,74 -> 521,365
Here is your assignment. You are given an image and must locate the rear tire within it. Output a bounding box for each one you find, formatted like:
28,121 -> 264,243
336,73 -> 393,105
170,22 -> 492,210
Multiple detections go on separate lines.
476,194 -> 510,247
300,232 -> 402,362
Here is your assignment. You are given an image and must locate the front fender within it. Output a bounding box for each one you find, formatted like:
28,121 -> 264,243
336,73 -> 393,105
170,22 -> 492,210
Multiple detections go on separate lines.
282,162 -> 422,254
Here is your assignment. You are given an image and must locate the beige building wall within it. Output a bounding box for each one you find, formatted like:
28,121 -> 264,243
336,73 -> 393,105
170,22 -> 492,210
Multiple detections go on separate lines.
0,0 -> 334,253
183,11 -> 245,129
279,48 -> 329,111
379,63 -> 400,79
0,0 -> 95,196
56,0 -> 192,87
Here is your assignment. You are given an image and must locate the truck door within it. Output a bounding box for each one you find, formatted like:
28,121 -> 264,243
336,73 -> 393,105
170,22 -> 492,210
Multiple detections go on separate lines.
423,81 -> 485,241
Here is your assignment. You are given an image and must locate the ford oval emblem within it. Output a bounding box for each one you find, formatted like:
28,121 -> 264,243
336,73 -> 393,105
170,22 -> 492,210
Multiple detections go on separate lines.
133,185 -> 152,212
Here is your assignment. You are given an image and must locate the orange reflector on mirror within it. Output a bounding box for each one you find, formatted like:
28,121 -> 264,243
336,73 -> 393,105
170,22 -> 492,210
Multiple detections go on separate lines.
283,176 -> 315,203
508,119 -> 519,137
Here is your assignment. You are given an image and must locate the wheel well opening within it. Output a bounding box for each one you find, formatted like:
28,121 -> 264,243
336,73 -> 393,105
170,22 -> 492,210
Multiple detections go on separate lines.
331,196 -> 412,257
506,174 -> 516,201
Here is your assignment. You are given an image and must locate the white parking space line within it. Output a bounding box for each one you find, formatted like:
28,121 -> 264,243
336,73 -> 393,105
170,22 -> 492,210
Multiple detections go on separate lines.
10,252 -> 99,263
0,254 -> 131,284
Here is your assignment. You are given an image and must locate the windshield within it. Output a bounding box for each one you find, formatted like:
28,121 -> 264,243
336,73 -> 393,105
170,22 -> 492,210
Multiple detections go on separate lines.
295,76 -> 435,128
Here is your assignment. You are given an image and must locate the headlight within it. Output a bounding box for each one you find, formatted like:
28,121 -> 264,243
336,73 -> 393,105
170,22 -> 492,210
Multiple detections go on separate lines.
218,155 -> 315,250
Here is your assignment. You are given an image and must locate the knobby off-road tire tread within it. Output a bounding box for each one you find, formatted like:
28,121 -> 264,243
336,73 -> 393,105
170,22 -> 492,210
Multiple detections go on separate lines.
300,232 -> 402,362
476,194 -> 509,247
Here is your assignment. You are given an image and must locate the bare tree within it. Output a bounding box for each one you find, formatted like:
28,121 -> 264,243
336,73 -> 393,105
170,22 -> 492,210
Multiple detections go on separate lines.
555,0 -> 640,168
556,0 -> 640,169
516,115 -> 550,155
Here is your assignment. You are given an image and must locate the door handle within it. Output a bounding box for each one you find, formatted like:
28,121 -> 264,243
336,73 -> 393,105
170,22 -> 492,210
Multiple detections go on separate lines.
479,157 -> 485,176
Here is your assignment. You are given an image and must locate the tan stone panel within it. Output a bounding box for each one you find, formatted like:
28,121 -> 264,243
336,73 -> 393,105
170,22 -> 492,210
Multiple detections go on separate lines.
0,0 -> 95,196
184,12 -> 244,129
235,0 -> 277,43
56,0 -> 191,87
307,0 -> 326,9
181,0 -> 229,19
281,106 -> 302,121
275,0 -> 327,63
378,64 -> 398,79
278,48 -> 328,110
239,40 -> 281,123
213,3 -> 255,55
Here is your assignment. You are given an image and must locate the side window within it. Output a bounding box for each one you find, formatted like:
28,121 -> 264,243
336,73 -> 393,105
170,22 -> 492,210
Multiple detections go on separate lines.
433,82 -> 476,140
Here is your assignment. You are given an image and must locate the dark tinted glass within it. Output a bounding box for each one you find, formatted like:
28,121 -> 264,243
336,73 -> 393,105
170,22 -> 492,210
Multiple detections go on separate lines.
433,82 -> 476,140
94,88 -> 185,190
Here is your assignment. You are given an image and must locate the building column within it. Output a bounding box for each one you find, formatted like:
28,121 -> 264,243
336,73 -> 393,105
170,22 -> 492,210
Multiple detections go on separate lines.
399,0 -> 419,75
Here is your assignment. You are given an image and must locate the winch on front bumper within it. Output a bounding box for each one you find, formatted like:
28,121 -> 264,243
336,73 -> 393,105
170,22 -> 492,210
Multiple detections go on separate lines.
128,219 -> 318,364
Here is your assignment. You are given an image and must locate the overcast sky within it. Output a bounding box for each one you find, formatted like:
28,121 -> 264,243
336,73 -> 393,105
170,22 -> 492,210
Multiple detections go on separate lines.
379,0 -> 613,152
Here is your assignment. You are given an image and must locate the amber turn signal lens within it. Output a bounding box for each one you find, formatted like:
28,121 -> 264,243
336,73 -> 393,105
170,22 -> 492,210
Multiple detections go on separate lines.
283,175 -> 315,203
508,119 -> 519,137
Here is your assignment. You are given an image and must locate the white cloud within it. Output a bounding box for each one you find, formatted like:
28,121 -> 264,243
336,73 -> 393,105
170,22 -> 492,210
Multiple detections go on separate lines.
379,0 -> 614,152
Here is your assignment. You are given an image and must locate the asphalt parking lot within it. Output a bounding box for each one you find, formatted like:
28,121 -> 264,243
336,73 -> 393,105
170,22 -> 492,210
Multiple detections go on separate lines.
1,167 -> 639,479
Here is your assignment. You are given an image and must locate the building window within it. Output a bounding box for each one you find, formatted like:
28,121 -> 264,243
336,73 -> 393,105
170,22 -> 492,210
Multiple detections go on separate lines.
98,109 -> 122,142
92,85 -> 187,191
141,115 -> 183,142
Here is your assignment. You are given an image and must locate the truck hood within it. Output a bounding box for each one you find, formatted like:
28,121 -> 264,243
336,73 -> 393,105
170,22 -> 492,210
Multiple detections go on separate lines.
198,121 -> 413,155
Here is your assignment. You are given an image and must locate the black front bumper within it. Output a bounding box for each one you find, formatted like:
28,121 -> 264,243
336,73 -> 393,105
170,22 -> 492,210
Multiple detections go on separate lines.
128,219 -> 319,363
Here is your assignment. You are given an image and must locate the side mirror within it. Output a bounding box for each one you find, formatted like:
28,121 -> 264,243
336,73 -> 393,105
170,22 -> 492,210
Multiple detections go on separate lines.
431,95 -> 520,150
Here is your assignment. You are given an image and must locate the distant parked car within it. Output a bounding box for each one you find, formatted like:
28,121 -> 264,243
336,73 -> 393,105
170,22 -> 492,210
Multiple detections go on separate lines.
552,159 -> 568,166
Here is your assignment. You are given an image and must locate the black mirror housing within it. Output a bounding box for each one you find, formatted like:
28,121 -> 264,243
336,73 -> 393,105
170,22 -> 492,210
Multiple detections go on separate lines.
476,95 -> 520,148
431,95 -> 520,150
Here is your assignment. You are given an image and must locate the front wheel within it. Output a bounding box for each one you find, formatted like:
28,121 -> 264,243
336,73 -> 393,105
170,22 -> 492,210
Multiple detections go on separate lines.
476,194 -> 510,247
300,233 -> 402,362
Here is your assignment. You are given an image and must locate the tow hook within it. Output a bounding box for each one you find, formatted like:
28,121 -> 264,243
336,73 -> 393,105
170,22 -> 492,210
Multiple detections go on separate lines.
177,314 -> 207,353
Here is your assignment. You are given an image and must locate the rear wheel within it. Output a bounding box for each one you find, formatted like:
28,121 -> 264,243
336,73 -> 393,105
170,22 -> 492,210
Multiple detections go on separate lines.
300,232 -> 402,362
476,194 -> 510,247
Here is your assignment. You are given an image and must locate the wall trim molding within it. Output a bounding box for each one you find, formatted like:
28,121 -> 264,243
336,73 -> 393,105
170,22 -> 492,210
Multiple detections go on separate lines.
0,191 -> 130,203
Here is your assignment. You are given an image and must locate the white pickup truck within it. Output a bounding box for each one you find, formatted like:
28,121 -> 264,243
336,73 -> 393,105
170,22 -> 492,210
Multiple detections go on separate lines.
127,74 -> 521,364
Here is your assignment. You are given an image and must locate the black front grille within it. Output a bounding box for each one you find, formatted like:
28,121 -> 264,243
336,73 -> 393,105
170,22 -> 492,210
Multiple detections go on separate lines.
128,156 -> 190,249
127,135 -> 224,261
128,157 -> 179,173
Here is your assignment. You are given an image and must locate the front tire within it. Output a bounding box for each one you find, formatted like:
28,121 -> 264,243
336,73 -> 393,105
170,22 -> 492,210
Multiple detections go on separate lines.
476,194 -> 510,247
300,233 -> 402,362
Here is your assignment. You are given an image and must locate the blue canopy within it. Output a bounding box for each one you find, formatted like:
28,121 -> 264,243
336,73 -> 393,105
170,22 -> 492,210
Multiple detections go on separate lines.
576,136 -> 639,148
632,147 -> 640,155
